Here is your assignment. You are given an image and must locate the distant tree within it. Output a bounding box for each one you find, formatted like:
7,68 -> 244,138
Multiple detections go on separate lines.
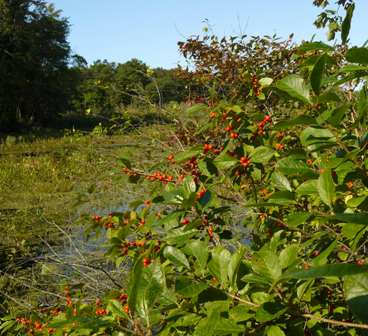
73,60 -> 117,116
0,0 -> 72,130
145,68 -> 188,105
114,59 -> 150,106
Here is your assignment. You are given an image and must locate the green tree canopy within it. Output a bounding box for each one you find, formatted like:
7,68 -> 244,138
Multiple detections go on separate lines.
0,0 -> 72,130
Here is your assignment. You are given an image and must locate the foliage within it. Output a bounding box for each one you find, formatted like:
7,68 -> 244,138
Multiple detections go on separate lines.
2,1 -> 368,336
177,32 -> 296,102
0,0 -> 73,130
313,0 -> 356,42
71,59 -> 191,118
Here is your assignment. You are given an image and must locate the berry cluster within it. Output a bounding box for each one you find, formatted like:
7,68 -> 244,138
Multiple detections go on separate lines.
257,115 -> 271,136
275,143 -> 285,151
145,171 -> 174,184
252,75 -> 260,97
203,143 -> 221,155
239,156 -> 251,168
121,240 -> 146,255
122,167 -> 174,184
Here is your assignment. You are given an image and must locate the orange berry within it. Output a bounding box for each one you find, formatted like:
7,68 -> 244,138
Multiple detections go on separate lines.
346,181 -> 353,190
356,259 -> 365,266
230,132 -> 239,139
207,225 -> 214,238
275,143 -> 285,151
167,154 -> 174,162
209,111 -> 217,118
34,321 -> 43,330
124,305 -> 130,314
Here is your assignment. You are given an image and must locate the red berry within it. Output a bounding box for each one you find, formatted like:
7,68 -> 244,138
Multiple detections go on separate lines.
239,156 -> 251,168
181,218 -> 190,225
196,189 -> 206,200
143,257 -> 151,267
119,294 -> 128,302
224,125 -> 233,132
203,143 -> 213,153
230,132 -> 239,139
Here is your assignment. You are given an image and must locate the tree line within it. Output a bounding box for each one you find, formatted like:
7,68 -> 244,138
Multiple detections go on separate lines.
0,0 -> 191,132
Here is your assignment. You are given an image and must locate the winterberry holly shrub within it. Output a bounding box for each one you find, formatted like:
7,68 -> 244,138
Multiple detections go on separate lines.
3,3 -> 368,336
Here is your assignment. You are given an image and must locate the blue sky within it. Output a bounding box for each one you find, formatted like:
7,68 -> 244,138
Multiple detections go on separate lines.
52,0 -> 368,68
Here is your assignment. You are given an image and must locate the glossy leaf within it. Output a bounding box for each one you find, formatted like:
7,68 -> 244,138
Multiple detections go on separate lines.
276,75 -> 311,104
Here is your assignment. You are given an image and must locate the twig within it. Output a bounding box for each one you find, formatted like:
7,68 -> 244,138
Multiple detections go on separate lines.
226,293 -> 260,308
303,314 -> 368,330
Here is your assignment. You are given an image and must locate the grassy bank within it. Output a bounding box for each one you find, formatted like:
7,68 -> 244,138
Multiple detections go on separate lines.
0,111 -> 182,313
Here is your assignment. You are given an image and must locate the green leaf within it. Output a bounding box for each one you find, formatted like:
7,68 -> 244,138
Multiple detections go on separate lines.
208,246 -> 231,286
107,300 -> 129,319
327,213 -> 368,225
259,77 -> 273,87
317,169 -> 335,207
164,246 -> 190,269
274,115 -> 316,131
346,47 -> 368,65
250,146 -> 275,163
300,127 -> 335,148
175,277 -> 208,298
296,180 -> 318,196
128,261 -> 165,320
311,54 -> 327,95
298,41 -> 333,52
344,273 -> 368,323
194,313 -> 245,336
285,212 -> 311,227
268,191 -> 296,205
213,153 -> 238,170
256,302 -> 287,323
277,156 -> 312,176
165,228 -> 198,245
279,245 -> 299,270
229,305 -> 254,322
184,240 -> 209,270
271,171 -> 292,192
228,247 -> 246,290
253,250 -> 282,282
283,264 -> 368,280
267,325 -> 286,336
174,314 -> 202,327
174,145 -> 202,162
276,75 -> 311,104
341,4 -> 355,44
198,159 -> 218,177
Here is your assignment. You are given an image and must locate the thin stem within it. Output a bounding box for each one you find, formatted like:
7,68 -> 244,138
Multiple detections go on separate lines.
303,314 -> 368,330
226,293 -> 260,308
